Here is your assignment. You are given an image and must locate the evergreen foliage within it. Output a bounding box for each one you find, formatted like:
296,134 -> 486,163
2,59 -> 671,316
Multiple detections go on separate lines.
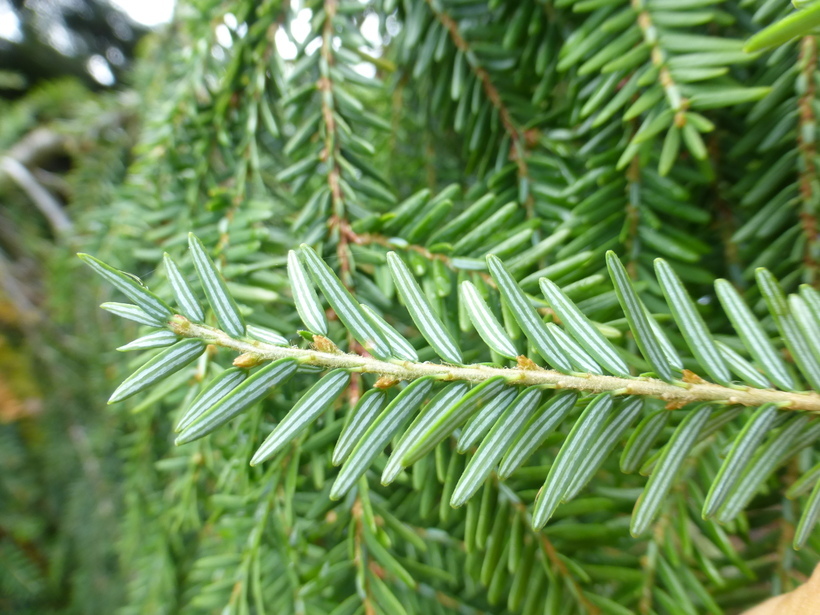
0,78 -> 136,613
4,0 -> 820,613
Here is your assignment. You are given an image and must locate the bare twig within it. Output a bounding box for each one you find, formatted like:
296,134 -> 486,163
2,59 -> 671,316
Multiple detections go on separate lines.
1,157 -> 72,235
4,128 -> 67,170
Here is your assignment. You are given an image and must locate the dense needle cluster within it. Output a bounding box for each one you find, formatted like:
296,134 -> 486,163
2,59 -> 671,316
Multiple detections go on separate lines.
45,0 -> 820,613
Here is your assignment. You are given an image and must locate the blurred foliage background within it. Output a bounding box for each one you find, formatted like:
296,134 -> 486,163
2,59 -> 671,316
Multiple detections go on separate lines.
0,1 -> 144,611
2,0 -> 820,614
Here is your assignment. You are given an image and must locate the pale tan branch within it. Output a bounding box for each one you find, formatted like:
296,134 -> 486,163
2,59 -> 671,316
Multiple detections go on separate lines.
169,316 -> 820,412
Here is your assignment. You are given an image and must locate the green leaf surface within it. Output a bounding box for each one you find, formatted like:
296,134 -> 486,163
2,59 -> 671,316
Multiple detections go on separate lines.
715,278 -> 795,390
387,252 -> 462,364
403,377 -> 507,467
607,251 -> 675,381
246,324 -> 288,346
546,323 -> 602,375
102,302 -> 164,327
631,404 -> 712,536
382,383 -> 469,485
794,476 -> 820,550
756,268 -> 820,389
333,389 -> 389,466
460,280 -> 518,359
302,245 -> 392,359
563,396 -> 644,501
429,192 -> 495,244
251,369 -> 351,465
176,367 -> 247,433
176,358 -> 298,444
487,255 -> 572,371
655,259 -> 731,384
789,294 -> 820,366
188,233 -> 246,337
498,391 -> 578,480
702,403 -> 778,519
620,409 -> 669,474
689,87 -> 770,110
331,377 -> 434,499
456,387 -> 518,453
745,2 -> 820,52
109,339 -> 205,403
79,253 -> 172,321
360,304 -> 419,362
288,249 -> 328,335
716,341 -> 772,388
117,330 -> 179,352
787,461 -> 820,499
539,277 -> 630,376
533,393 -> 614,528
163,253 -> 204,322
717,414 -> 810,523
451,387 -> 543,507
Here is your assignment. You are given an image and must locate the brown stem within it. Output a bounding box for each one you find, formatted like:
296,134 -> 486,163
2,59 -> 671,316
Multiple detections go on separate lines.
424,0 -> 532,215
633,3 -> 687,115
506,496 -> 599,613
624,155 -> 641,279
338,223 -> 498,287
638,524 -> 663,614
0,525 -> 49,575
537,534 -> 599,614
351,497 -> 376,615
708,130 -> 743,282
798,36 -> 819,286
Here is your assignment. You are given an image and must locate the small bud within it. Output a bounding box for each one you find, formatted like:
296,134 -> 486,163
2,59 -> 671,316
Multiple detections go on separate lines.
313,335 -> 340,354
169,314 -> 192,334
681,369 -> 708,385
516,355 -> 541,371
374,375 -> 400,389
233,352 -> 264,368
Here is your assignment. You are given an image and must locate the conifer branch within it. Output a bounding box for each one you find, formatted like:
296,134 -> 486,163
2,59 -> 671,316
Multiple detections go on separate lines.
426,2 -> 520,143
709,132 -> 743,279
798,35 -> 819,285
320,0 -> 352,286
340,224 -> 497,287
350,498 -> 377,614
506,495 -> 599,614
424,0 -> 532,212
638,507 -> 677,614
169,316 -> 820,412
48,1 -> 820,610
633,1 -> 687,115
623,155 -> 641,277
